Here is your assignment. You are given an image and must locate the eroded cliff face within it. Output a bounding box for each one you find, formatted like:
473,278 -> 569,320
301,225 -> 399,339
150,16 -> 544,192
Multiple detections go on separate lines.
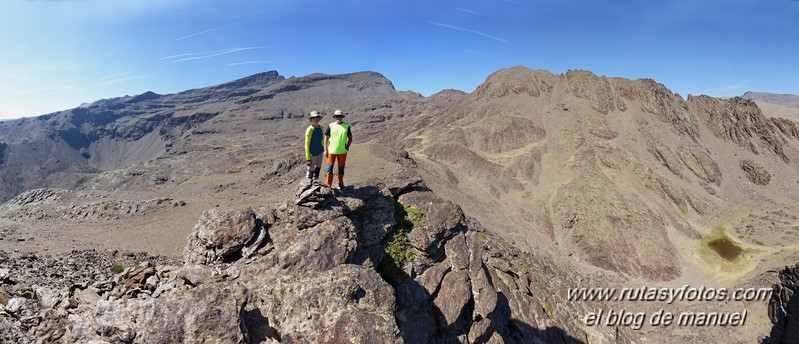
687,95 -> 789,162
767,265 -> 799,344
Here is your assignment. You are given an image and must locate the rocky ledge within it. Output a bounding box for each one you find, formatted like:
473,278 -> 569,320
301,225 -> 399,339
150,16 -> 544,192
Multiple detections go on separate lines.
767,264 -> 799,344
0,177 -> 628,343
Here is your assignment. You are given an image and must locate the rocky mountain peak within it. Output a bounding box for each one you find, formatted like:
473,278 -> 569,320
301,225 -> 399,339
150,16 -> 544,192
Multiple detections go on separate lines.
128,91 -> 162,103
215,70 -> 285,89
474,65 -> 556,99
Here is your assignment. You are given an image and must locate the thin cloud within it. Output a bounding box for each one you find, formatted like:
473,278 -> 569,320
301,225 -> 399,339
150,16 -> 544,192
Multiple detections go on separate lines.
453,7 -> 498,19
20,72 -> 150,101
453,7 -> 487,16
162,46 -> 272,63
426,21 -> 510,43
161,52 -> 205,60
97,74 -> 151,85
727,51 -> 748,67
176,27 -> 228,41
227,61 -> 277,66
94,71 -> 134,82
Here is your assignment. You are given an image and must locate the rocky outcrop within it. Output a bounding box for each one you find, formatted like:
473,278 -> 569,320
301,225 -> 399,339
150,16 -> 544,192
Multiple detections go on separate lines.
564,70 -> 629,115
393,190 -> 626,343
0,250 -> 178,343
767,264 -> 799,343
740,160 -> 771,186
677,146 -> 722,186
0,179 -> 626,343
467,115 -> 546,155
183,209 -> 265,264
647,141 -> 683,177
474,66 -> 556,99
0,188 -> 187,221
772,117 -> 799,140
688,95 -> 789,162
631,79 -> 701,139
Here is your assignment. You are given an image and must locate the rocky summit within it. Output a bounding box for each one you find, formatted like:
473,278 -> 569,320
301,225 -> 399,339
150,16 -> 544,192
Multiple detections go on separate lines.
0,163 -> 632,343
1,66 -> 799,343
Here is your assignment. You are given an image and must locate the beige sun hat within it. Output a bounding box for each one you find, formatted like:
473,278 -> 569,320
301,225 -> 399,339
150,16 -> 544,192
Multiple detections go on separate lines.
308,111 -> 324,121
333,109 -> 346,117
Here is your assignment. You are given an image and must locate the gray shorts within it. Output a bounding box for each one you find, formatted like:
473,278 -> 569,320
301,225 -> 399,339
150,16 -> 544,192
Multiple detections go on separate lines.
308,153 -> 323,170
306,153 -> 324,179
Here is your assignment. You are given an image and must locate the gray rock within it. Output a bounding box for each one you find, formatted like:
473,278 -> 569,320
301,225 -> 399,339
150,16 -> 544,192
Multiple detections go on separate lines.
183,209 -> 257,264
5,297 -> 26,314
434,269 -> 471,327
445,232 -> 469,271
768,264 -> 799,343
399,191 -> 466,256
470,262 -> 498,321
294,183 -> 333,208
418,262 -> 449,296
248,264 -> 401,344
66,283 -> 249,344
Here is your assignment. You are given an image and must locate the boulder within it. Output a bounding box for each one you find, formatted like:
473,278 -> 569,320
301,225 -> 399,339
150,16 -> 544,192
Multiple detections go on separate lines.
183,209 -> 257,264
398,191 -> 467,256
66,283 -> 249,344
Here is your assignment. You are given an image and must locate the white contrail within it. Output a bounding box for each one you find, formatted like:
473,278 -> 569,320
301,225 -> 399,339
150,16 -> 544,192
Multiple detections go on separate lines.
162,46 -> 271,62
176,25 -> 235,41
172,47 -> 262,62
97,75 -> 151,85
160,52 -> 205,60
727,51 -> 748,67
453,7 -> 486,16
94,71 -> 134,82
426,21 -> 510,43
452,7 -> 499,19
227,61 -> 276,66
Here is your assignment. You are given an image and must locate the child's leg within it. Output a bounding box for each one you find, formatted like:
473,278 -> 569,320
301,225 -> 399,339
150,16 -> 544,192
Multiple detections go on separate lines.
336,154 -> 347,186
325,153 -> 336,187
310,154 -> 323,181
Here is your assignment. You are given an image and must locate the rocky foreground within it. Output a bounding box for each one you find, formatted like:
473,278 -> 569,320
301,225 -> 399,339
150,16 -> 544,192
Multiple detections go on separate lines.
0,164 -> 637,343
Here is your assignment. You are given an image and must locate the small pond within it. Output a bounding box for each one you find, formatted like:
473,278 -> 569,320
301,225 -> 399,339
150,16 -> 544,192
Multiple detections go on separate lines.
708,237 -> 742,261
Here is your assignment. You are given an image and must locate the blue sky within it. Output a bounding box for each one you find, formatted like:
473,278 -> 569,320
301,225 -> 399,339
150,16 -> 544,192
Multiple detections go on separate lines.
1,0 -> 797,119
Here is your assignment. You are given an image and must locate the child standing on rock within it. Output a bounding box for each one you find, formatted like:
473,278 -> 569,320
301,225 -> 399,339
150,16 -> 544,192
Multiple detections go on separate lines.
324,110 -> 352,189
304,111 -> 325,185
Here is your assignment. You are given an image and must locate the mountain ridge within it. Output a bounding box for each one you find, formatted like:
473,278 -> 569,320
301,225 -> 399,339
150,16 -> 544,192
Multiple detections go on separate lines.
0,66 -> 798,342
742,91 -> 799,109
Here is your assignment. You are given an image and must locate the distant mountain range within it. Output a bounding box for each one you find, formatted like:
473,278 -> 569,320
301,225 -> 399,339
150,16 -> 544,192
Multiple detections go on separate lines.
742,91 -> 799,109
1,67 -> 798,342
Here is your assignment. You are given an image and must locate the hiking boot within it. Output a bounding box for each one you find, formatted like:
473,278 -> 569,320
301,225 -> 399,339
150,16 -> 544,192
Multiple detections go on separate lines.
312,179 -> 320,186
332,185 -> 341,190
